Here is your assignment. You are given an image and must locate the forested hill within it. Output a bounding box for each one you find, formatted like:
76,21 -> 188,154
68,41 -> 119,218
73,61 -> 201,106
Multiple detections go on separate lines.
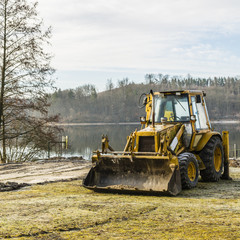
49,75 -> 240,123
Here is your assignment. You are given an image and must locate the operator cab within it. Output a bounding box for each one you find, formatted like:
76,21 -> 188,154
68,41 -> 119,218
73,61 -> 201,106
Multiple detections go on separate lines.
147,90 -> 211,148
148,91 -> 211,131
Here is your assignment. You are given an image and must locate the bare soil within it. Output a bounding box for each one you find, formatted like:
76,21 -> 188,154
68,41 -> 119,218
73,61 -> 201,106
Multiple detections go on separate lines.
0,157 -> 91,191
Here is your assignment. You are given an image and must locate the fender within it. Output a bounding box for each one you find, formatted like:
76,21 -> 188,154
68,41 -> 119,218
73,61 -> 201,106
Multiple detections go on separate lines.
195,131 -> 222,152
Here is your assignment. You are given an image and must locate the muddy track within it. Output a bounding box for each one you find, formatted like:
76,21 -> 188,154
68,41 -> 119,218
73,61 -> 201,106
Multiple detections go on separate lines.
0,158 -> 91,191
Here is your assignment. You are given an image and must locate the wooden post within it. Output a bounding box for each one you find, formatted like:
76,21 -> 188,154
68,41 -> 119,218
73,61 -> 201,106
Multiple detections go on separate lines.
62,136 -> 65,150
65,136 -> 68,150
48,142 -> 50,159
234,144 -> 237,159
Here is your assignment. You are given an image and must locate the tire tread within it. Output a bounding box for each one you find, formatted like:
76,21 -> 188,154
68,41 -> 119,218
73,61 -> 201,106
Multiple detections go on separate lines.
178,152 -> 199,189
199,136 -> 223,182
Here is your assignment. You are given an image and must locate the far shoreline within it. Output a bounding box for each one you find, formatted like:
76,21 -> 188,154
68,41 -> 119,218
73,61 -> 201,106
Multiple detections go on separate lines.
50,120 -> 240,126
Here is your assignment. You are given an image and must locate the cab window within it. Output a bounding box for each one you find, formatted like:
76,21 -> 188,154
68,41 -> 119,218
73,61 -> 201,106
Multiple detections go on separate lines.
154,94 -> 190,122
191,95 -> 208,130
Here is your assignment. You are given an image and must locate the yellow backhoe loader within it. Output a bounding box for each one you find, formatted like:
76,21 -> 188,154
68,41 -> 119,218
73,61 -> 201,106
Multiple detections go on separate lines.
83,90 -> 231,195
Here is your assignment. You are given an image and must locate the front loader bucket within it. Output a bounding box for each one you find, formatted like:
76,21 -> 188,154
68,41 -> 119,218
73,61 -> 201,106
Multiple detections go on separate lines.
83,155 -> 182,196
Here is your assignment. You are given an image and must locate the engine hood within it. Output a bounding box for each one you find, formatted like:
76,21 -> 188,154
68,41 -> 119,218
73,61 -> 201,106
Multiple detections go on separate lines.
139,124 -> 181,133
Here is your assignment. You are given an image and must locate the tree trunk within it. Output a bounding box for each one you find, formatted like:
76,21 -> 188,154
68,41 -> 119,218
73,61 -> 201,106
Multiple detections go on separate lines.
0,0 -> 7,163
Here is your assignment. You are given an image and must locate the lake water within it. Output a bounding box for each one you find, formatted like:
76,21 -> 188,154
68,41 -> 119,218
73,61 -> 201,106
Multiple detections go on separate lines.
57,123 -> 240,160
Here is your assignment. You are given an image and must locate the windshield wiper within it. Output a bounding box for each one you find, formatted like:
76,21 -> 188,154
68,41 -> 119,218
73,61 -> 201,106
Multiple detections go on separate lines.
175,98 -> 186,111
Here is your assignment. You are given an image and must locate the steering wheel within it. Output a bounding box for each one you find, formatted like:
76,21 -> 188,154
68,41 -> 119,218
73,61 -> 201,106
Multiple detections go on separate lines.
169,116 -> 180,121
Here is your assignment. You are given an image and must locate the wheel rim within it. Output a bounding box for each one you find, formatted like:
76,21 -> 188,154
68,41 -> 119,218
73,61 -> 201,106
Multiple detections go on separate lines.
214,146 -> 222,172
188,162 -> 196,182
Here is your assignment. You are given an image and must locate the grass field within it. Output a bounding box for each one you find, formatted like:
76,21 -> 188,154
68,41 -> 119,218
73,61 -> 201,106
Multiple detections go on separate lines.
0,168 -> 239,240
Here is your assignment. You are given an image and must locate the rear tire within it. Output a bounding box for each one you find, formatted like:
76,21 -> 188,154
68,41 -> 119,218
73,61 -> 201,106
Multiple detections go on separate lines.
199,136 -> 223,182
178,153 -> 199,189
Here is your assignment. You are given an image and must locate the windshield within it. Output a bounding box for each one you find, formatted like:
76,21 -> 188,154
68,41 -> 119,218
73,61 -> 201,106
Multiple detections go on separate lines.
153,94 -> 190,122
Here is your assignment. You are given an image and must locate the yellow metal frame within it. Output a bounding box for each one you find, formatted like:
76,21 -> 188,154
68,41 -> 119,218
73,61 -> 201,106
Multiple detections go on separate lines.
194,131 -> 221,152
95,90 -> 229,174
222,131 -> 229,164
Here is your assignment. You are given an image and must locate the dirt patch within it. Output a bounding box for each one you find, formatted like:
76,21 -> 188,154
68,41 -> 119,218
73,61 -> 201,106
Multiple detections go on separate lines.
0,182 -> 30,191
229,158 -> 240,167
0,157 -> 91,190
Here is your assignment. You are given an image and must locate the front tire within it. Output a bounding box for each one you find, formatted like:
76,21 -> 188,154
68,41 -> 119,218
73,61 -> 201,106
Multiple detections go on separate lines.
178,153 -> 199,189
199,136 -> 223,182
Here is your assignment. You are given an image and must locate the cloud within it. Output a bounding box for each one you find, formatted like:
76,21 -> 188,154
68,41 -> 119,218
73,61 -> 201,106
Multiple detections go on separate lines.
38,0 -> 240,79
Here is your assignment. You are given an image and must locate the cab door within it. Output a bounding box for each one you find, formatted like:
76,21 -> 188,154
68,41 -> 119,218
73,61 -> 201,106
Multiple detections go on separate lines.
190,94 -> 210,149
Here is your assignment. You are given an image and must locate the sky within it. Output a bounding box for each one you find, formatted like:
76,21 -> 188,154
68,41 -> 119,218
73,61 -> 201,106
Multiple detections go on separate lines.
38,0 -> 240,92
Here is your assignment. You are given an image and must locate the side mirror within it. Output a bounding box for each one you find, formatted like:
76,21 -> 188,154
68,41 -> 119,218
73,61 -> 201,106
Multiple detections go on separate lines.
196,95 -> 201,103
138,93 -> 148,109
140,116 -> 146,124
142,96 -> 147,105
190,115 -> 196,122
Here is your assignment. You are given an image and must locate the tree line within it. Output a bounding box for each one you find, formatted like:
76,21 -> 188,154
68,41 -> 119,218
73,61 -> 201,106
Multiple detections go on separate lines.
49,74 -> 240,123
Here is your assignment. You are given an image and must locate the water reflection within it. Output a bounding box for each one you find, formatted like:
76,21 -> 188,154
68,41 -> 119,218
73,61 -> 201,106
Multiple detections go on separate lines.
61,123 -> 240,160
62,124 -> 140,159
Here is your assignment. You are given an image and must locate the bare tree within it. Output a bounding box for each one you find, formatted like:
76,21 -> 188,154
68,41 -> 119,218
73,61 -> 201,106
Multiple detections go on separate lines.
106,79 -> 114,91
145,74 -> 156,84
117,78 -> 129,88
0,0 -> 59,163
